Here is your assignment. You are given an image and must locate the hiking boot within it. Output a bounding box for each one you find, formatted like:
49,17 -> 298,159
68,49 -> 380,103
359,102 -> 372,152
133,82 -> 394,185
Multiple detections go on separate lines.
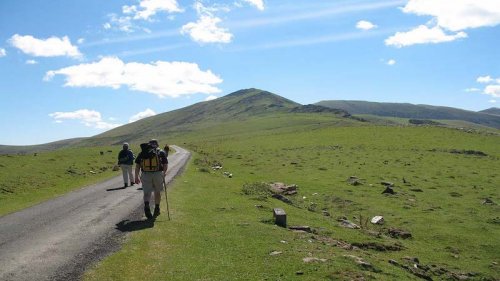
131,182 -> 135,186
153,206 -> 160,217
144,207 -> 153,219
124,183 -> 128,188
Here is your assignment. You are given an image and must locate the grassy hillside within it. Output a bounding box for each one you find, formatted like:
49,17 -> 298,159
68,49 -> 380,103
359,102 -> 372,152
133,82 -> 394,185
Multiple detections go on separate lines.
0,146 -> 121,216
316,100 -> 500,129
84,114 -> 500,281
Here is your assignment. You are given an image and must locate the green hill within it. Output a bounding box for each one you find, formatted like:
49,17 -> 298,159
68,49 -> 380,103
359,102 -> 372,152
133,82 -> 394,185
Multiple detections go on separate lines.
84,88 -> 350,146
316,100 -> 500,129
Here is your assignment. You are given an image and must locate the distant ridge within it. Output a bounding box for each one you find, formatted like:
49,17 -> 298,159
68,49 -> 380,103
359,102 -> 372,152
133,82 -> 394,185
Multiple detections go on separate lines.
0,138 -> 86,155
479,107 -> 500,116
316,100 -> 500,129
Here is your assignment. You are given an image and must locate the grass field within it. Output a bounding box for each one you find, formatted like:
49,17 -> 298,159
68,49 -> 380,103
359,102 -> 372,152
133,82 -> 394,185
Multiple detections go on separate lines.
84,114 -> 500,280
0,146 -> 122,216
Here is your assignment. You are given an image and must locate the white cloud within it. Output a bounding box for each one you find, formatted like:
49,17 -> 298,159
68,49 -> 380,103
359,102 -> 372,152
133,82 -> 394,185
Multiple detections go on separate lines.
123,0 -> 182,21
77,38 -> 85,44
489,99 -> 497,103
181,15 -> 233,43
9,34 -> 82,58
26,59 -> 38,65
464,88 -> 481,92
129,108 -> 157,123
205,95 -> 218,101
484,85 -> 500,98
49,109 -> 121,130
44,57 -> 222,98
387,0 -> 500,47
0,48 -> 6,57
356,20 -> 377,30
402,0 -> 500,32
242,0 -> 265,11
477,75 -> 494,83
103,22 -> 112,29
387,59 -> 396,65
385,25 -> 467,47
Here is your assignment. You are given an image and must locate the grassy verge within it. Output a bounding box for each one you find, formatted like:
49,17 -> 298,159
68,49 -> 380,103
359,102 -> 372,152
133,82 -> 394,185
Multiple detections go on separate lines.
84,118 -> 500,280
0,146 -> 122,216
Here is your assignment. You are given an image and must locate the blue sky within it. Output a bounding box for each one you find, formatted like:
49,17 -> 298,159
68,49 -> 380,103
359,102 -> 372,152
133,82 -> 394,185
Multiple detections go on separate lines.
0,0 -> 499,145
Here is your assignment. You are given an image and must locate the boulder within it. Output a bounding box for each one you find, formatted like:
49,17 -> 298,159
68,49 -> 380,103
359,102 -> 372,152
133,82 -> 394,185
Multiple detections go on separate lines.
347,176 -> 363,186
339,219 -> 360,229
371,216 -> 384,225
269,182 -> 298,195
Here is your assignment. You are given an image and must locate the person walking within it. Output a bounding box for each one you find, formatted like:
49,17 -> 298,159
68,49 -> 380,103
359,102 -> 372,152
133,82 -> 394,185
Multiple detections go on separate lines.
134,139 -> 168,219
117,142 -> 135,188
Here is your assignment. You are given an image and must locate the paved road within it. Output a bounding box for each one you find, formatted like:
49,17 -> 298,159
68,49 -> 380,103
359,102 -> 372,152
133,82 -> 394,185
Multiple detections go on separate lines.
0,146 -> 190,281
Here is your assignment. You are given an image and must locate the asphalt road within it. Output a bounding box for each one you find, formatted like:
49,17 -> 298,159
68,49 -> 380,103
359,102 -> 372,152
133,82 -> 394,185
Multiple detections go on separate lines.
0,145 -> 190,281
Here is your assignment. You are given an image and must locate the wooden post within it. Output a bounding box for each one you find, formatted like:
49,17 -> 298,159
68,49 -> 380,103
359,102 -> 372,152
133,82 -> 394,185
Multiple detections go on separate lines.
273,208 -> 287,228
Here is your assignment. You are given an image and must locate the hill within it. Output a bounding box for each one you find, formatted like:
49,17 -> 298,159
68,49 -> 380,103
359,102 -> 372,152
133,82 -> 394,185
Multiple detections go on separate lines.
316,100 -> 500,129
84,88 -> 350,146
479,107 -> 500,116
0,137 -> 86,155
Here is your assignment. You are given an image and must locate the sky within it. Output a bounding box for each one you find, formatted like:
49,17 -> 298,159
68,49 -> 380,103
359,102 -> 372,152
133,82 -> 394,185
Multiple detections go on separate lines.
0,0 -> 499,145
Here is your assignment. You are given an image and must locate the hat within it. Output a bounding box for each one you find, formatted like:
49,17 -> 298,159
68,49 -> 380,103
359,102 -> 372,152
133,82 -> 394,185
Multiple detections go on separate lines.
149,139 -> 159,147
123,142 -> 129,147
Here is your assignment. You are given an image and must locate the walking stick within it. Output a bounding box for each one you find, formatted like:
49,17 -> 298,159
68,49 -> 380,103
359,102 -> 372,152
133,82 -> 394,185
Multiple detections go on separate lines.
162,177 -> 171,220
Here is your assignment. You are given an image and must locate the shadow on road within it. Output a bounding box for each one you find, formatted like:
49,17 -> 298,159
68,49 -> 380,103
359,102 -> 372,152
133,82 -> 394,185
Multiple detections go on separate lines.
115,219 -> 154,232
106,186 -> 126,191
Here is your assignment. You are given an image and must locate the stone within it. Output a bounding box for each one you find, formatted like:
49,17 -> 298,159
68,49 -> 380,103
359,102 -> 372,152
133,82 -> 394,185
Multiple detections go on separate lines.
273,208 -> 287,227
371,216 -> 384,225
322,210 -> 331,217
388,228 -> 412,239
272,194 -> 292,204
269,182 -> 298,195
339,219 -> 360,229
381,181 -> 394,187
410,188 -> 423,192
382,186 -> 396,195
303,257 -> 327,263
289,226 -> 312,233
295,271 -> 304,275
269,251 -> 282,256
482,198 -> 495,205
347,176 -> 363,186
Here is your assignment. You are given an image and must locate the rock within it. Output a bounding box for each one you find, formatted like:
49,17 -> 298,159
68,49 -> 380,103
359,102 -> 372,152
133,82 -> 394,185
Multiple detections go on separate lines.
352,242 -> 404,251
347,176 -> 363,186
410,188 -> 423,192
344,255 -> 379,272
322,210 -> 331,217
271,194 -> 292,204
295,271 -> 304,275
371,216 -> 384,225
388,228 -> 412,239
269,251 -> 282,256
212,165 -> 222,170
89,170 -> 96,174
339,219 -> 360,229
269,182 -> 298,195
381,181 -> 394,187
112,165 -> 120,171
273,208 -> 287,228
303,257 -> 327,263
402,256 -> 420,264
382,186 -> 396,195
482,198 -> 496,205
255,204 -> 263,208
289,226 -> 312,233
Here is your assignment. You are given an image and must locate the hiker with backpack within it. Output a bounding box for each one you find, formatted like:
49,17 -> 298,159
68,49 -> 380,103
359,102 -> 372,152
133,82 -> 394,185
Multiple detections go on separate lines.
134,139 -> 168,219
117,142 -> 135,188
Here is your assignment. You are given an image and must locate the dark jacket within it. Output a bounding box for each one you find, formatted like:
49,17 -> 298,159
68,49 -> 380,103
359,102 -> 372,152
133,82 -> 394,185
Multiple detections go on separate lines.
118,149 -> 135,165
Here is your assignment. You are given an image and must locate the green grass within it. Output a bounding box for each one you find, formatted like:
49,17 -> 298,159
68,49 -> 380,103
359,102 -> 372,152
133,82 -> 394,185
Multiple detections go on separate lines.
0,146 -> 122,216
84,115 -> 500,280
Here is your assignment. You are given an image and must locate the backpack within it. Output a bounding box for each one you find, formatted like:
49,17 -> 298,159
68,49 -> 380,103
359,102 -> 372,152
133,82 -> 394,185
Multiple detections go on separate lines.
140,143 -> 160,172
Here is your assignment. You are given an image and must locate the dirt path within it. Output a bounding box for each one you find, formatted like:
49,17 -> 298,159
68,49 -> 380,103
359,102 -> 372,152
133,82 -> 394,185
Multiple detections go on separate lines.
0,146 -> 190,281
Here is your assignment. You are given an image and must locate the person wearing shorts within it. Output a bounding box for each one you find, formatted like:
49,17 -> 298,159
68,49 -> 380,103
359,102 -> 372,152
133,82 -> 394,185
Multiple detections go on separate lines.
134,139 -> 168,219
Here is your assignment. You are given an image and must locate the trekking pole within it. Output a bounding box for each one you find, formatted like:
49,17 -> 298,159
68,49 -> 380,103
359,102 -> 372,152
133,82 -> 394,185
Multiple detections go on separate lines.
162,177 -> 171,220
